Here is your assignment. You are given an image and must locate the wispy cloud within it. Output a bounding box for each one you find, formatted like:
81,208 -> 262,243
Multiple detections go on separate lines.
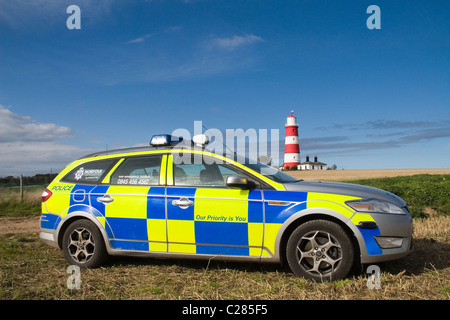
95,33 -> 266,84
126,34 -> 153,44
210,34 -> 265,51
316,119 -> 449,131
302,119 -> 450,156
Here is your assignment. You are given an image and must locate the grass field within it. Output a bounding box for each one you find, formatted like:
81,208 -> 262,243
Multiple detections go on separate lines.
0,185 -> 42,218
0,170 -> 449,300
0,216 -> 448,300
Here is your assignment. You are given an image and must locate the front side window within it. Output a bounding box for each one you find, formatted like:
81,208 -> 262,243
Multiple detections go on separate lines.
173,155 -> 243,187
110,155 -> 163,186
63,159 -> 117,184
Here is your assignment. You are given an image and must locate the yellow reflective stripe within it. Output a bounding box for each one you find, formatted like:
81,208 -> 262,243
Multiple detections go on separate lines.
45,182 -> 73,215
75,149 -> 170,164
169,149 -> 285,190
69,148 -> 285,190
147,219 -> 167,252
52,164 -> 78,182
104,186 -> 149,219
167,154 -> 174,185
248,223 -> 263,256
96,216 -> 106,228
262,223 -> 281,256
307,192 -> 360,219
102,158 -> 124,184
194,188 -> 249,223
167,220 -> 196,253
350,213 -> 376,225
159,155 -> 167,185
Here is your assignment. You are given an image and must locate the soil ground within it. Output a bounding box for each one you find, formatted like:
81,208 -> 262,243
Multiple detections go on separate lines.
0,216 -> 40,235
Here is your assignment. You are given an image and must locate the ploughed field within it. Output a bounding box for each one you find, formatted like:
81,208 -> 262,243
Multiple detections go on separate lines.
287,168 -> 450,181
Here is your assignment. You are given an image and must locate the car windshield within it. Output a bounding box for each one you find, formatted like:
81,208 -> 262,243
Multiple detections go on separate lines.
242,161 -> 300,183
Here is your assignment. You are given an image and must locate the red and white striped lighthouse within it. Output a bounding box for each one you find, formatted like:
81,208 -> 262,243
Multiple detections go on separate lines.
284,111 -> 300,169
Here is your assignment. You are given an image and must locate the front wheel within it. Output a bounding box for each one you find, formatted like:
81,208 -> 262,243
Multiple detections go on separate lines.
286,220 -> 355,281
62,219 -> 108,268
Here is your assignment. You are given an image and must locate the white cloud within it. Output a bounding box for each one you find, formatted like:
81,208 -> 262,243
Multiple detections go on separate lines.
211,34 -> 265,51
0,105 -> 94,176
0,141 -> 84,166
0,105 -> 73,142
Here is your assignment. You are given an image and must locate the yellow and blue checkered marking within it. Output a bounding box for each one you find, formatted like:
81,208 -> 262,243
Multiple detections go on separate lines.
165,187 -> 264,256
42,181 -> 383,257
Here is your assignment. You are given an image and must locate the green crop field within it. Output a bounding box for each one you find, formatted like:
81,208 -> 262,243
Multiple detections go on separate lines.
344,174 -> 450,218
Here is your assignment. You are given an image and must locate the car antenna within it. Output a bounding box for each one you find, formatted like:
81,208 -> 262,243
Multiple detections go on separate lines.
202,124 -> 236,156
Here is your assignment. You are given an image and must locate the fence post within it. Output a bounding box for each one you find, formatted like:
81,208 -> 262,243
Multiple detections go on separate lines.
20,175 -> 24,203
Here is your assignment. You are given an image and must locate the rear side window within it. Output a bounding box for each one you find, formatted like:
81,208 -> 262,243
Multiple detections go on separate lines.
110,155 -> 163,186
62,159 -> 118,184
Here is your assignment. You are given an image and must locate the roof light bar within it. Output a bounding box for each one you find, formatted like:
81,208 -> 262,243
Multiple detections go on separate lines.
149,134 -> 210,147
150,134 -> 183,146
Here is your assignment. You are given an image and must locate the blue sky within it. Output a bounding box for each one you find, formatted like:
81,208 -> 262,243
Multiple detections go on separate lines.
0,0 -> 449,176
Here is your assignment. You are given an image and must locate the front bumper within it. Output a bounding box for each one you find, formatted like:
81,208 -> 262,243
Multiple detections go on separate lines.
355,211 -> 413,264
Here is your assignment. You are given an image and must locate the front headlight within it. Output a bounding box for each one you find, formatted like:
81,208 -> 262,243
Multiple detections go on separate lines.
346,199 -> 406,215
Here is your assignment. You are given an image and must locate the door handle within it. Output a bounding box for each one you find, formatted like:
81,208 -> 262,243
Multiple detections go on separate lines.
97,195 -> 114,204
172,197 -> 193,209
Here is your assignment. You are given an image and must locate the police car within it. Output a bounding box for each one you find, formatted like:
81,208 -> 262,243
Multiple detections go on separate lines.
40,134 -> 413,281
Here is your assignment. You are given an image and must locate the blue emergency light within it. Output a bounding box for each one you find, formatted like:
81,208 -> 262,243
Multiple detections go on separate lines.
149,134 -> 183,146
150,134 -> 210,147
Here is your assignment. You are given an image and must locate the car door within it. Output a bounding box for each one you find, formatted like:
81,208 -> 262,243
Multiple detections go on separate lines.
94,154 -> 167,252
60,158 -> 118,223
165,152 -> 264,257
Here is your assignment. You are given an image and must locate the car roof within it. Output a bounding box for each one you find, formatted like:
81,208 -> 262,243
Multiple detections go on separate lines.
78,142 -> 205,160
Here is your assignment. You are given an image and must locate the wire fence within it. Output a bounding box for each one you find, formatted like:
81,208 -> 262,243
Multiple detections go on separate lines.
0,174 -> 56,204
0,174 -> 57,188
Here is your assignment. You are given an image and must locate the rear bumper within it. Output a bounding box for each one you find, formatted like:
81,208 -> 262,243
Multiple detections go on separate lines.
39,228 -> 59,248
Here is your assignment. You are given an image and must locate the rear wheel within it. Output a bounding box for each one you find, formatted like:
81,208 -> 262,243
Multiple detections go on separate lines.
62,219 -> 108,268
286,219 -> 355,281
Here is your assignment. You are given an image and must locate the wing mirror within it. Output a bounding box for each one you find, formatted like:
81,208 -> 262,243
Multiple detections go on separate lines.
226,175 -> 255,190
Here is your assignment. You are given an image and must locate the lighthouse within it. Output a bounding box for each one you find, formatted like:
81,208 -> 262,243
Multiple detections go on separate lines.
284,111 -> 300,170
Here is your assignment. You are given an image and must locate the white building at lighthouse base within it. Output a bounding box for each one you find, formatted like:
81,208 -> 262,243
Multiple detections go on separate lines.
298,156 -> 327,170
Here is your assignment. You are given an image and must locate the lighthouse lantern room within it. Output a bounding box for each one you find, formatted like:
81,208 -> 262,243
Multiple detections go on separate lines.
283,111 -> 301,170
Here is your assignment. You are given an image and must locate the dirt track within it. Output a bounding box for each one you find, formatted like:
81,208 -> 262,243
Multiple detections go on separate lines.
1,168 -> 449,235
0,216 -> 40,235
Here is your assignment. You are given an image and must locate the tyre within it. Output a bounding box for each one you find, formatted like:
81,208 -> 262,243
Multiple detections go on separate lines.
286,219 -> 355,281
62,219 -> 108,268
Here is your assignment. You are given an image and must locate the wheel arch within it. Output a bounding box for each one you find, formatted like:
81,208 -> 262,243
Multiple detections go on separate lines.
275,209 -> 362,266
56,212 -> 110,251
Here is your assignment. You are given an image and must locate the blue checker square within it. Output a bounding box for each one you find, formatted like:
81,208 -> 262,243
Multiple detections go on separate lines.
196,244 -> 249,256
106,217 -> 148,241
195,221 -> 248,246
110,240 -> 149,251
